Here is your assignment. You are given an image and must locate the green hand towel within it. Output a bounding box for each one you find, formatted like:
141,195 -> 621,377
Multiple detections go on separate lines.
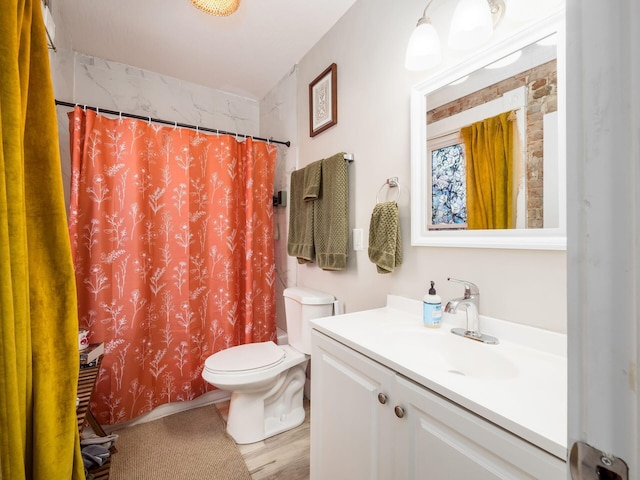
303,160 -> 322,201
368,201 -> 402,274
287,168 -> 315,263
314,153 -> 349,270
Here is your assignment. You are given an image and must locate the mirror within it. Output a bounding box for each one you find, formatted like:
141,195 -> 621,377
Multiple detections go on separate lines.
410,12 -> 566,249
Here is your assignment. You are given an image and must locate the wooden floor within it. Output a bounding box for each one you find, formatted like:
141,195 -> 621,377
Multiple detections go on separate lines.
215,398 -> 311,480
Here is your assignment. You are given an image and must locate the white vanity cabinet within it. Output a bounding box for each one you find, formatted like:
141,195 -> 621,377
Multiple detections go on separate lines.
310,330 -> 566,480
310,329 -> 395,479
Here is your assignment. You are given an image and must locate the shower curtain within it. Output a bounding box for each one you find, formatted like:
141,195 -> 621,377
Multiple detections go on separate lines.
68,108 -> 277,424
1,1 -> 85,478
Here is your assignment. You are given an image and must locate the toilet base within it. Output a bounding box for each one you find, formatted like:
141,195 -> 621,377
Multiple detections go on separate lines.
226,362 -> 307,444
264,403 -> 305,440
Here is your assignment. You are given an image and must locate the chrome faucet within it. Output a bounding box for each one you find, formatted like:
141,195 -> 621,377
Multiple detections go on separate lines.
445,278 -> 498,345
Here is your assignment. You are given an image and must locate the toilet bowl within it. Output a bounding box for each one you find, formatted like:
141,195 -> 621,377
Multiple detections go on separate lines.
202,287 -> 335,444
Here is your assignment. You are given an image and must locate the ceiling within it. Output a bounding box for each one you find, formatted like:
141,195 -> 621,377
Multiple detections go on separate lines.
52,0 -> 358,101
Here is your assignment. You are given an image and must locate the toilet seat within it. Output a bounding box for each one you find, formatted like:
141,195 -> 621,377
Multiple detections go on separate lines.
204,341 -> 285,374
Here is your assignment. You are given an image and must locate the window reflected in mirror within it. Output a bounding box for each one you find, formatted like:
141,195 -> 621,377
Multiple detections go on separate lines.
429,133 -> 467,230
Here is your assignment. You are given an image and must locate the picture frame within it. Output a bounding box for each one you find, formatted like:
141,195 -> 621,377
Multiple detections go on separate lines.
309,63 -> 338,137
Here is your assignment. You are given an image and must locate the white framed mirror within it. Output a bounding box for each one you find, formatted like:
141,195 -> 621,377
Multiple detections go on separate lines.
410,12 -> 566,250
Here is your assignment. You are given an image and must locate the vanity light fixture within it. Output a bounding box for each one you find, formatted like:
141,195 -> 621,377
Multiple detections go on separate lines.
189,0 -> 239,16
449,0 -> 492,50
405,0 -> 506,71
405,0 -> 442,71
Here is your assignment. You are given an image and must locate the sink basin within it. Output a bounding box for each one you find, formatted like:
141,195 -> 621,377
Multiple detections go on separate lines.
385,329 -> 518,380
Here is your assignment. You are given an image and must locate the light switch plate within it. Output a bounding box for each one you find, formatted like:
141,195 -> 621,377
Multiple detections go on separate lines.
353,228 -> 363,251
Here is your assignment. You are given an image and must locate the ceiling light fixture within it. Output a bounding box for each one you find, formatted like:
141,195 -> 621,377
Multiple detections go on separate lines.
189,0 -> 240,16
405,0 -> 506,71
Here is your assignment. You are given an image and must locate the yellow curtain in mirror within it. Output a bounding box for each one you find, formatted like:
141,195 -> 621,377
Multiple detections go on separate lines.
462,111 -> 518,230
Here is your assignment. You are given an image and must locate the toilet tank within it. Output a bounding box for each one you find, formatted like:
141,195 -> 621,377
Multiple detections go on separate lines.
283,287 -> 335,354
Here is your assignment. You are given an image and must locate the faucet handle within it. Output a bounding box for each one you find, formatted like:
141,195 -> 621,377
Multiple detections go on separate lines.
447,278 -> 479,297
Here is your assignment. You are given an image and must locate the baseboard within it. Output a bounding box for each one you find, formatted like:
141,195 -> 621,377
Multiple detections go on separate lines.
106,390 -> 231,432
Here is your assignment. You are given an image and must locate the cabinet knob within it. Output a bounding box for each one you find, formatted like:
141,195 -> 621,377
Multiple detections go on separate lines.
394,406 -> 405,418
377,393 -> 387,404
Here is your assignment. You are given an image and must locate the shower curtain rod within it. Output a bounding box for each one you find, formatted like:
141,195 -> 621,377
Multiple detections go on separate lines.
54,100 -> 291,147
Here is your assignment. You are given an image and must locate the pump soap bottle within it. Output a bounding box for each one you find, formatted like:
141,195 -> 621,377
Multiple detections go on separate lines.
423,281 -> 442,328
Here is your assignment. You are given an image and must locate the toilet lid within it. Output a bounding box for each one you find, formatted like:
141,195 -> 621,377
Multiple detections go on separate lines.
204,341 -> 285,373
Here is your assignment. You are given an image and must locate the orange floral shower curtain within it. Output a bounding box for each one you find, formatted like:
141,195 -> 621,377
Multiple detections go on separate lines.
68,107 -> 277,424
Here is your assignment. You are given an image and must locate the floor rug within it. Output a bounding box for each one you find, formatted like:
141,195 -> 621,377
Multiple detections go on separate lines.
109,404 -> 252,480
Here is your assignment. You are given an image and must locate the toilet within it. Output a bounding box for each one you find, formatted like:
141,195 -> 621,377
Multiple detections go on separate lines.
202,287 -> 335,444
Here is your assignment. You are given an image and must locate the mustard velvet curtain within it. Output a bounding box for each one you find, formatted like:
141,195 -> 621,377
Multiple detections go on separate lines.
0,1 -> 85,479
461,111 -> 516,230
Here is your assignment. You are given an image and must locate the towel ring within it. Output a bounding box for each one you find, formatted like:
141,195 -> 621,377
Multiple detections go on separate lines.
376,177 -> 400,204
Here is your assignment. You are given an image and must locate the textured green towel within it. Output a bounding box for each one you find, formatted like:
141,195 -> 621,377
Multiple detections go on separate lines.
314,153 -> 349,270
368,201 -> 402,274
287,168 -> 315,263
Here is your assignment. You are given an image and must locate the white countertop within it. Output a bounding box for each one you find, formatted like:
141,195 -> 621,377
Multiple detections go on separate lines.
310,295 -> 567,460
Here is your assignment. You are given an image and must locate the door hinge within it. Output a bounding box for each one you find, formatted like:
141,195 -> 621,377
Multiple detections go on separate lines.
570,441 -> 628,480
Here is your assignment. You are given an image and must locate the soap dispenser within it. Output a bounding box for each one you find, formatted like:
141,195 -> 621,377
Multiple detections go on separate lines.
423,281 -> 442,328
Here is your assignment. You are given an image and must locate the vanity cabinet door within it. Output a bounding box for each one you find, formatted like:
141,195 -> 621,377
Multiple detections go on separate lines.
394,375 -> 566,480
310,331 -> 395,480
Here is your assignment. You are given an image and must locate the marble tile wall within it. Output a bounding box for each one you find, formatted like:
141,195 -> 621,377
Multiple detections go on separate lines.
72,53 -> 259,135
51,49 -> 262,208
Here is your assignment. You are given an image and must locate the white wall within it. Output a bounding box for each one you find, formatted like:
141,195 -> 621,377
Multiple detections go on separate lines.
286,0 -> 567,333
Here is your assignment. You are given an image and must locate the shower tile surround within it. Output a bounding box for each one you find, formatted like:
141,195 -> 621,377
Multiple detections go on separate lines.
53,50 -> 261,212
72,53 -> 260,134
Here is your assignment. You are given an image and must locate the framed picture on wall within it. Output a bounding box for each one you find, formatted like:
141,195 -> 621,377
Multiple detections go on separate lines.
309,63 -> 337,137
